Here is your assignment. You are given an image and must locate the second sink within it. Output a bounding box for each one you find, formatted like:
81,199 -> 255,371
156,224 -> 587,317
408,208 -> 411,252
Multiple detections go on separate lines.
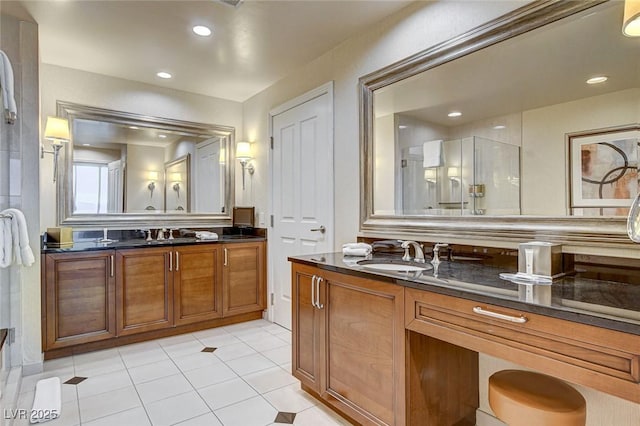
357,259 -> 431,273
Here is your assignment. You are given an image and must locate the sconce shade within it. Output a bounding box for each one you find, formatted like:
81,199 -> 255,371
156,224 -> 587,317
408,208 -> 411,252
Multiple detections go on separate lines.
171,173 -> 182,182
148,171 -> 159,181
44,116 -> 70,142
447,167 -> 459,177
624,0 -> 640,36
219,148 -> 226,164
236,142 -> 252,161
424,169 -> 437,180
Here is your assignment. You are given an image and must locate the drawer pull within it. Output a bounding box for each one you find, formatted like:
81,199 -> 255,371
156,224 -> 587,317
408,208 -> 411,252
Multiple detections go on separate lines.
472,306 -> 527,323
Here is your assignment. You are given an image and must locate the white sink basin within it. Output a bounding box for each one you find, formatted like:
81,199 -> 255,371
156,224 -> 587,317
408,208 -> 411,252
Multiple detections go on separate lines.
360,263 -> 428,273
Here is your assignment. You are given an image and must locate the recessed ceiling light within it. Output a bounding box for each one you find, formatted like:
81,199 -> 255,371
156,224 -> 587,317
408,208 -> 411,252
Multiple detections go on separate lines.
398,125 -> 408,129
193,25 -> 212,37
128,126 -> 139,130
493,125 -> 506,130
586,76 -> 608,85
448,111 -> 462,118
82,143 -> 91,146
156,71 -> 172,79
158,134 -> 167,139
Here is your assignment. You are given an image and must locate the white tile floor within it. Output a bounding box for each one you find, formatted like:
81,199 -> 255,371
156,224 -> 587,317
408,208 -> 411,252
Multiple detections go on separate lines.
15,319 -> 352,426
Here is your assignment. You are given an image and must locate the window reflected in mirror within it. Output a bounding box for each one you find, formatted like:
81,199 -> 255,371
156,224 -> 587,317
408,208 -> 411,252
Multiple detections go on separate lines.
67,114 -> 229,216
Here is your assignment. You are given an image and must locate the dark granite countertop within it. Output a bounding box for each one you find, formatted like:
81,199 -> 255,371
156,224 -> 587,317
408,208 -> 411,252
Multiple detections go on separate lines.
42,235 -> 266,253
288,252 -> 640,336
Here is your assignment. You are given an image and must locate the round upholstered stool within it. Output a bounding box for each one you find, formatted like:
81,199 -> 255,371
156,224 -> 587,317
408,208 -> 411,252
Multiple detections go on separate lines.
489,370 -> 586,426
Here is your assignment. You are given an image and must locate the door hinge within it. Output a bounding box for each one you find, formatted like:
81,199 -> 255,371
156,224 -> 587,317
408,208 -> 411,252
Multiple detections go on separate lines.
270,293 -> 275,306
270,215 -> 274,227
270,136 -> 274,149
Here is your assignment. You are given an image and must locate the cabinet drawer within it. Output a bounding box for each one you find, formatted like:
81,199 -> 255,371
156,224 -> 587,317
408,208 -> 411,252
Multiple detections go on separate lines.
405,288 -> 640,402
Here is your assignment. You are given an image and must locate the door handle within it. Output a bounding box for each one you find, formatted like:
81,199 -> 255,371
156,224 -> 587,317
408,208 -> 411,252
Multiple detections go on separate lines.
310,225 -> 326,234
110,255 -> 114,277
169,252 -> 173,272
311,276 -> 317,308
316,277 -> 324,309
175,252 -> 180,271
224,248 -> 228,266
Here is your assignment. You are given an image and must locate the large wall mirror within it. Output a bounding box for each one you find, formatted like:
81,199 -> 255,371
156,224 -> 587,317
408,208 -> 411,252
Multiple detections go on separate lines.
57,101 -> 235,227
360,0 -> 640,248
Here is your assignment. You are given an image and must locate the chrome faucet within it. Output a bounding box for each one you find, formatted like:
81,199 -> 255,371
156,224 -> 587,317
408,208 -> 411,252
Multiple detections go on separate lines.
431,243 -> 449,265
157,228 -> 166,241
400,241 -> 426,263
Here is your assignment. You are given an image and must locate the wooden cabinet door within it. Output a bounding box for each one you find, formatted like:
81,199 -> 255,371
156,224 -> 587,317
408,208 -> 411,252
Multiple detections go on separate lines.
43,251 -> 116,350
322,270 -> 406,426
116,247 -> 173,335
174,244 -> 223,325
222,242 -> 266,316
291,263 -> 322,393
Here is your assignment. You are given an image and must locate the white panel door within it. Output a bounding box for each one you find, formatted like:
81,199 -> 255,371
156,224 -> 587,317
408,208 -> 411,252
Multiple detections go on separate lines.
196,138 -> 222,213
271,89 -> 333,329
107,159 -> 123,213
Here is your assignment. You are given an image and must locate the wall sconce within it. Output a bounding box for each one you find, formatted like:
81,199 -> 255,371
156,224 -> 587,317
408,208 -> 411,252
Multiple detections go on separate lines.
171,172 -> 182,198
236,141 -> 255,190
623,0 -> 640,36
447,166 -> 461,182
147,171 -> 158,198
40,116 -> 70,182
424,169 -> 437,183
219,147 -> 226,164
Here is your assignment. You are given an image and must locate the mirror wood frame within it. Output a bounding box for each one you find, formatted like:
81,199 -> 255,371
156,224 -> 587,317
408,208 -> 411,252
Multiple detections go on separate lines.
358,0 -> 638,250
55,101 -> 236,228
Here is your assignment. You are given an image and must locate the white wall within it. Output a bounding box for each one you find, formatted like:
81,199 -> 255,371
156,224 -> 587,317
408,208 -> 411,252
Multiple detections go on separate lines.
39,64 -> 243,231
242,0 -> 525,247
126,145 -> 165,212
522,88 -> 640,215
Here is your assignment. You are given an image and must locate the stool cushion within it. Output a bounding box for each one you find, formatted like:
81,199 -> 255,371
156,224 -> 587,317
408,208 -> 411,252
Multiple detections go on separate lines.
489,370 -> 586,426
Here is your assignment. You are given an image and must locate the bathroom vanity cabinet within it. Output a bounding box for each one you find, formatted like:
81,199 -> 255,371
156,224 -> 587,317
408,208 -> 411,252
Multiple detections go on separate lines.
291,263 -> 406,425
42,240 -> 266,357
290,254 -> 640,425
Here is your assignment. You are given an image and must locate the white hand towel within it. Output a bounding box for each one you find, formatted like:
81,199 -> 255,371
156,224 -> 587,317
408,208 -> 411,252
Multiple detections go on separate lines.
342,247 -> 371,257
0,50 -> 17,124
195,231 -> 219,240
342,243 -> 372,257
0,216 -> 11,268
30,377 -> 61,424
1,208 -> 35,267
423,140 -> 444,168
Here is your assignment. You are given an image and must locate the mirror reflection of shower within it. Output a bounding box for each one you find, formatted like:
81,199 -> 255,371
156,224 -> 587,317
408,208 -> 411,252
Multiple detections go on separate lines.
399,135 -> 520,216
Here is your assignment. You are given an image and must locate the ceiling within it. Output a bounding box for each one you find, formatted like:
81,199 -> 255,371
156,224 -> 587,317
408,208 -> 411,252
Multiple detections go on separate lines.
374,1 -> 640,127
3,0 -> 412,102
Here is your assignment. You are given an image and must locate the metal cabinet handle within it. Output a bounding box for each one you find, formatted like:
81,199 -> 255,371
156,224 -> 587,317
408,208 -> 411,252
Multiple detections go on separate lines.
224,248 -> 228,266
175,252 -> 180,271
110,255 -> 114,277
311,276 -> 317,308
310,225 -> 326,234
169,252 -> 173,272
316,277 -> 324,309
472,306 -> 527,323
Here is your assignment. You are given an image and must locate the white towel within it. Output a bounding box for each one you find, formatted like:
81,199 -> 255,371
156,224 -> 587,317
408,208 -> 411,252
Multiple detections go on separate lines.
0,216 -> 11,268
342,243 -> 372,257
30,377 -> 61,424
195,231 -> 219,240
0,50 -> 17,124
0,208 -> 35,267
423,140 -> 444,168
